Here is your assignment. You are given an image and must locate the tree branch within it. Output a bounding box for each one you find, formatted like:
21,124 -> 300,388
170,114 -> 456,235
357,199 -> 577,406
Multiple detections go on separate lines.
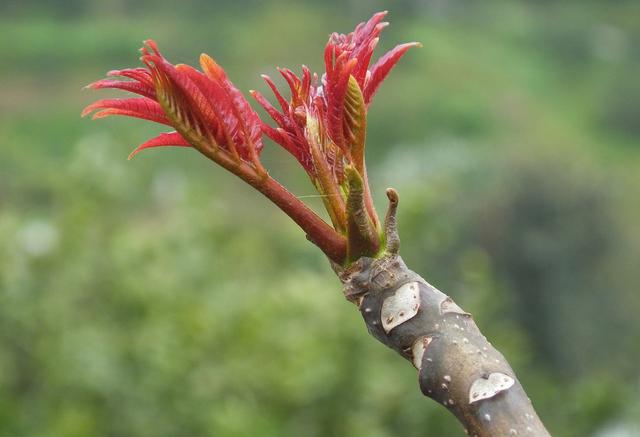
333,191 -> 551,436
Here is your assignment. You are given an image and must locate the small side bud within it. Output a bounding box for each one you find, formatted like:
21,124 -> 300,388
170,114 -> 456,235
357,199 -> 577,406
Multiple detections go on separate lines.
384,188 -> 400,254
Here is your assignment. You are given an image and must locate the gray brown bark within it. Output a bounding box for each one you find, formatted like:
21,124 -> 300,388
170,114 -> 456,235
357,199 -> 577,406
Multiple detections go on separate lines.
333,190 -> 551,436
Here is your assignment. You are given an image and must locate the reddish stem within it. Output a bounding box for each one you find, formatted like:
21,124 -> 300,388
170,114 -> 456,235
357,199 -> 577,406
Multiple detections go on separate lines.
195,144 -> 347,264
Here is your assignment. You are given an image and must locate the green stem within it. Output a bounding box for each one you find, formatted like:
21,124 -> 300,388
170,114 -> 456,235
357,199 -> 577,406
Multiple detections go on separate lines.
345,166 -> 380,262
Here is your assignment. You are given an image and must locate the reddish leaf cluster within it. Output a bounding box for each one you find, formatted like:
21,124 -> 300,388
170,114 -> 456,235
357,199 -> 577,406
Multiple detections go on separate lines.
84,41 -> 263,165
324,11 -> 419,148
83,11 -> 418,264
251,11 -> 419,238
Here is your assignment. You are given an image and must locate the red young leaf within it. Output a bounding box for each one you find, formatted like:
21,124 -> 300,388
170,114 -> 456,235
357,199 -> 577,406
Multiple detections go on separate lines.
85,79 -> 156,99
252,69 -> 317,175
128,131 -> 191,160
200,54 -> 263,157
260,74 -> 289,112
364,42 -> 421,105
81,98 -> 171,125
107,68 -> 154,87
320,11 -> 419,153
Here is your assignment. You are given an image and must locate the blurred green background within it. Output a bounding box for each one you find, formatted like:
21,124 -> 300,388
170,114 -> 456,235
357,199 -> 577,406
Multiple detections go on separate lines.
1,0 -> 639,436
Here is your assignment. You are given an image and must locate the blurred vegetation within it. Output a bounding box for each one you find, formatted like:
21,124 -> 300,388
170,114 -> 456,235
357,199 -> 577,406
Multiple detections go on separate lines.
1,0 -> 639,436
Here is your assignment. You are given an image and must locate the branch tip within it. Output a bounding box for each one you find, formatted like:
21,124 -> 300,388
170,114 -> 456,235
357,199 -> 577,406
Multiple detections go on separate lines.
386,187 -> 398,204
384,187 -> 400,254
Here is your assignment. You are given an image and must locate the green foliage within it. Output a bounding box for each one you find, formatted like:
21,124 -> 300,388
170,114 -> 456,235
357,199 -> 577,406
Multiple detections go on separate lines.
1,1 -> 639,436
